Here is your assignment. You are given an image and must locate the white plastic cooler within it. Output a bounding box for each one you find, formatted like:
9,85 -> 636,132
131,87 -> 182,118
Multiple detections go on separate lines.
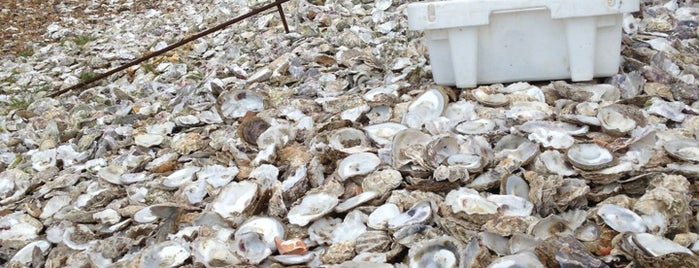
407,0 -> 640,88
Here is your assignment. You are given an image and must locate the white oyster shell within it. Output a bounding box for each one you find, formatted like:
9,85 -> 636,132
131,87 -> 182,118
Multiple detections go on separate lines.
368,203 -> 401,230
566,143 -> 615,170
8,240 -> 51,266
402,88 -> 448,129
408,236 -> 463,268
192,236 -> 242,267
140,240 -> 191,267
235,217 -> 285,251
597,204 -> 647,233
663,139 -> 699,162
337,152 -> 381,181
219,90 -> 264,119
212,181 -> 260,223
288,192 -> 339,226
0,212 -> 43,249
328,127 -> 372,153
445,187 -> 498,216
363,122 -> 407,145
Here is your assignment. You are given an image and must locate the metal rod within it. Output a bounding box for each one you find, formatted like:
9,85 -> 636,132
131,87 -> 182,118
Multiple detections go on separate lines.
49,0 -> 291,97
276,0 -> 290,33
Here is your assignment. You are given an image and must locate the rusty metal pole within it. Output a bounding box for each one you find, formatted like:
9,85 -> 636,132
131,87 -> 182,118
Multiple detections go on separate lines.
276,0 -> 290,33
49,0 -> 292,97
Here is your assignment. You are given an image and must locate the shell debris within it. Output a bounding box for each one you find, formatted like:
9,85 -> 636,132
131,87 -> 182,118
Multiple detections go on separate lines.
1,0 -> 698,267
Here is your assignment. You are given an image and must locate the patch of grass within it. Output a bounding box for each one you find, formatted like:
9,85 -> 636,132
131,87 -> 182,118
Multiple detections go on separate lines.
79,72 -> 97,83
1,76 -> 17,84
73,35 -> 95,46
186,70 -> 204,81
17,49 -> 34,57
7,96 -> 32,111
141,62 -> 158,74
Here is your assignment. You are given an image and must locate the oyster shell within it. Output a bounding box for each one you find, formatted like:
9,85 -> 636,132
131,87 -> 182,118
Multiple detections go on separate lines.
566,143 -> 615,171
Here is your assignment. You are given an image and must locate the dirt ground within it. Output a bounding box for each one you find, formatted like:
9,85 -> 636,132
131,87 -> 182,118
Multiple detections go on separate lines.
0,0 -> 163,56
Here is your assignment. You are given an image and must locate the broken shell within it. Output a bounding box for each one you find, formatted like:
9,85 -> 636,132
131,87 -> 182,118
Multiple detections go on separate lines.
566,143 -> 615,171
275,237 -> 308,255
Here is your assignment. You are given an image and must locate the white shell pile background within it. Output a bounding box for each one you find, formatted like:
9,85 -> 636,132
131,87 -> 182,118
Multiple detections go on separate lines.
1,0 -> 699,267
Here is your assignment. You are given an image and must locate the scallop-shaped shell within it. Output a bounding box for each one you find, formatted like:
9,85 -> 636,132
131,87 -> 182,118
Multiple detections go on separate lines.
566,143 -> 615,171
355,230 -> 392,253
288,192 -> 339,226
337,152 -> 381,181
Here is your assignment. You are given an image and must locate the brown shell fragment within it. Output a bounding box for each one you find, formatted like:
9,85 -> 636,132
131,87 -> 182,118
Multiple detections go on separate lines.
535,235 -> 608,268
237,112 -> 270,146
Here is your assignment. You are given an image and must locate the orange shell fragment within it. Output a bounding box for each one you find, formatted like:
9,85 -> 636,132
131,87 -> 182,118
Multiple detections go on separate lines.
274,237 -> 309,255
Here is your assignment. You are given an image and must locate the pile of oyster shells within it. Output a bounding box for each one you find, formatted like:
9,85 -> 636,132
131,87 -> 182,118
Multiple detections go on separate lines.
1,0 -> 698,267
